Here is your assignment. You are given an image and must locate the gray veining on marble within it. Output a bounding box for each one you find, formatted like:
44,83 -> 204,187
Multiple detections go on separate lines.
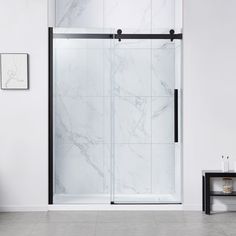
56,0 -> 103,28
114,144 -> 151,194
53,0 -> 182,203
55,0 -> 179,30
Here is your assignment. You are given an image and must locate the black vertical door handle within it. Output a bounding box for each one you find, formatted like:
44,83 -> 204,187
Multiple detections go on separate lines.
174,89 -> 178,143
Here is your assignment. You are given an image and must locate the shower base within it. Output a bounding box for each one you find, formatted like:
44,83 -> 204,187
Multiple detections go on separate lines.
53,194 -> 179,204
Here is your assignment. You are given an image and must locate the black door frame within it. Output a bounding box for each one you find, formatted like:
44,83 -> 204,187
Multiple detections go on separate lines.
48,27 -> 182,205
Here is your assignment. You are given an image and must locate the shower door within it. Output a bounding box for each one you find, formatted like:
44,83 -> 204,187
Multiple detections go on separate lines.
52,28 -> 182,204
110,33 -> 182,204
53,28 -> 113,204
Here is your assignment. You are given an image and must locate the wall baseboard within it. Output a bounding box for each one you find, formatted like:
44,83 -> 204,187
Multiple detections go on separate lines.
0,205 -> 48,212
183,204 -> 236,211
212,204 -> 236,211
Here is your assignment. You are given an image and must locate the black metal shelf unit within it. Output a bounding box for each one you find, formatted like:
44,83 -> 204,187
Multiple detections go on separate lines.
202,170 -> 236,215
210,191 -> 236,196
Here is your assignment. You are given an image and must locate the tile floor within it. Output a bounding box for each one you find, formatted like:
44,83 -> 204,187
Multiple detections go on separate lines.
0,211 -> 236,236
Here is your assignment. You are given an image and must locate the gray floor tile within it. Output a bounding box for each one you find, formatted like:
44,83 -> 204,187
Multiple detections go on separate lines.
218,223 -> 236,236
154,211 -> 188,223
125,211 -> 156,223
125,223 -> 159,236
0,223 -> 35,236
0,211 -> 235,236
95,221 -> 158,236
67,223 -> 96,236
29,222 -> 68,236
97,211 -> 156,224
0,212 -> 45,224
203,212 -> 236,223
153,211 -> 234,224
41,211 -> 98,223
95,225 -> 134,236
96,222 -> 128,231
29,222 -> 96,236
97,211 -> 127,223
0,213 -> 16,224
154,222 -> 227,236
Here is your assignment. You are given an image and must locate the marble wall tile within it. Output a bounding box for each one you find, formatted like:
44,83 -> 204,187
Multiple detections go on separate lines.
54,95 -> 111,194
103,143 -> 111,193
103,48 -> 113,96
55,47 -> 104,97
151,144 -> 175,194
114,97 -> 151,144
113,39 -> 151,50
103,97 -> 112,144
55,0 -> 180,30
104,0 -> 151,32
55,96 -> 104,144
152,45 -> 175,96
114,144 -> 151,194
54,37 -> 113,197
112,48 -> 151,96
152,97 -> 174,143
152,0 -> 175,29
55,143 -> 106,194
54,98 -> 111,194
56,0 -> 103,28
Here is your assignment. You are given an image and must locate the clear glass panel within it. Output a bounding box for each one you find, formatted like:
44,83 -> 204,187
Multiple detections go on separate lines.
111,38 -> 182,203
53,28 -> 113,204
53,28 -> 182,204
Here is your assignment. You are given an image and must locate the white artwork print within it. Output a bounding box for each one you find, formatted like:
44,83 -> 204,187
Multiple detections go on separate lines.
1,54 -> 28,89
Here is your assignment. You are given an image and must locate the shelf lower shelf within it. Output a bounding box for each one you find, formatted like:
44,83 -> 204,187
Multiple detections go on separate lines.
210,191 -> 236,196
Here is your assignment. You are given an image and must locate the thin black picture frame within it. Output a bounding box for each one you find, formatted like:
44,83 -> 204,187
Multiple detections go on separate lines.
0,53 -> 29,90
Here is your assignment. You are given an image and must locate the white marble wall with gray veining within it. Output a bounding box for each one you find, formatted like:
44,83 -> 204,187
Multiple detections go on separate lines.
54,0 -> 182,203
54,38 -> 112,201
56,0 -> 178,30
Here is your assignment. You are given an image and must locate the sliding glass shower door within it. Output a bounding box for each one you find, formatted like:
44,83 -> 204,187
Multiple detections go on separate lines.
52,28 -> 182,204
53,29 -> 113,204
111,35 -> 182,203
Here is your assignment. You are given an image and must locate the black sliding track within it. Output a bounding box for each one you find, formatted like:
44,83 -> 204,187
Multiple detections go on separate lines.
110,201 -> 182,205
53,29 -> 182,42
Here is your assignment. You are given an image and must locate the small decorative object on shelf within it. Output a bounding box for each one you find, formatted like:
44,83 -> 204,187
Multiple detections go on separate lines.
223,177 -> 233,194
221,155 -> 229,172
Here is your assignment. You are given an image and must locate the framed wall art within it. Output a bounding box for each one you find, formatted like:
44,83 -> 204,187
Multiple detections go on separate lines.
0,53 -> 29,90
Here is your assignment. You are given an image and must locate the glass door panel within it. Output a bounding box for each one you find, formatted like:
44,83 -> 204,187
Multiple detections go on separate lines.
52,28 -> 182,204
111,38 -> 182,203
53,28 -> 113,204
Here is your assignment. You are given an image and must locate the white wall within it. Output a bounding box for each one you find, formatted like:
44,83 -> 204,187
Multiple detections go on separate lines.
0,0 -> 236,211
0,0 -> 48,211
183,0 -> 236,210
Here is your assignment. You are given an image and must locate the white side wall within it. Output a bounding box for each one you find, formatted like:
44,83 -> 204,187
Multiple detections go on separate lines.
0,0 -> 236,211
183,0 -> 236,210
0,0 -> 48,211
